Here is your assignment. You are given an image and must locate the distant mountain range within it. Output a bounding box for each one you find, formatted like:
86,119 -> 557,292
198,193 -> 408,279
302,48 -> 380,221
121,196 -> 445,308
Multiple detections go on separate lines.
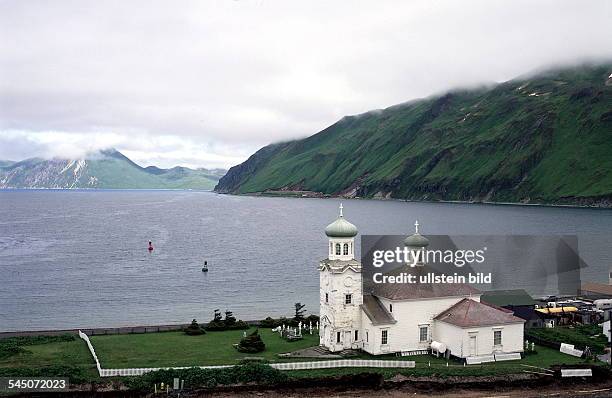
215,63 -> 612,207
0,149 -> 226,190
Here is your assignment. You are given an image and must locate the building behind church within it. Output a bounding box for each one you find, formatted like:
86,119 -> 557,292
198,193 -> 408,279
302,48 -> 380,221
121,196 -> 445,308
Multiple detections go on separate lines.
319,205 -> 525,360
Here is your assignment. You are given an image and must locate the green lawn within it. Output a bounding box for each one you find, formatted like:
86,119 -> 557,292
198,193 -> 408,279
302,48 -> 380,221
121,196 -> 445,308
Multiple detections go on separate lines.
90,328 -> 592,376
90,328 -> 320,368
0,337 -> 99,381
0,329 -> 598,381
0,339 -> 93,370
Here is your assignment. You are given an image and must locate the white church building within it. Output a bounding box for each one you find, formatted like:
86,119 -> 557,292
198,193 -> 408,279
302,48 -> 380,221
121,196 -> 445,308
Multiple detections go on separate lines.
319,205 -> 525,360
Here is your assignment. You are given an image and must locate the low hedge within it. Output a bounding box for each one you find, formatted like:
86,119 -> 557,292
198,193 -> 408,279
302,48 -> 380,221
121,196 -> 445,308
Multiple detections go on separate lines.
0,365 -> 90,384
125,363 -> 288,391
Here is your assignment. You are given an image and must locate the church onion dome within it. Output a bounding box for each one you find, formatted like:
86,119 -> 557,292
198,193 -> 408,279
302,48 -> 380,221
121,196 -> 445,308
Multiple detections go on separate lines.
404,220 -> 429,247
325,203 -> 358,238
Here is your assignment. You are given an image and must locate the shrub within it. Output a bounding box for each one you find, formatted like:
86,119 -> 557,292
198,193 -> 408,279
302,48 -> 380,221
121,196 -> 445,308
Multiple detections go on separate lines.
125,363 -> 288,391
237,329 -> 266,353
0,365 -> 90,384
184,319 -> 206,336
205,310 -> 249,331
259,317 -> 279,328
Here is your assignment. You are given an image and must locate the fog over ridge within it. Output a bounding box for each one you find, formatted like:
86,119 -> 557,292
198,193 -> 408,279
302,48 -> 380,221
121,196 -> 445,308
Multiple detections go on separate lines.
1,0 -> 611,168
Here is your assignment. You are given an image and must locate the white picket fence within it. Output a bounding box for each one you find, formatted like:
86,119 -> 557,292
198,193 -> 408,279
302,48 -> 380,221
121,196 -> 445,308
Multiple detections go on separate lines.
78,330 -> 415,377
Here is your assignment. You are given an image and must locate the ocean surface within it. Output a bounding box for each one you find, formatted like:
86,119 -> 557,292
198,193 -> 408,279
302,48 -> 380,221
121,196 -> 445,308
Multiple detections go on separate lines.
1,189 -> 611,332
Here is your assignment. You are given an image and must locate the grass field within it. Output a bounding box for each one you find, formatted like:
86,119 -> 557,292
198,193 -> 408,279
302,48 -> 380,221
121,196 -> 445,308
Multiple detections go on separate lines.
91,328 -> 320,367
0,329 -> 598,381
0,339 -> 93,369
89,328 -> 591,374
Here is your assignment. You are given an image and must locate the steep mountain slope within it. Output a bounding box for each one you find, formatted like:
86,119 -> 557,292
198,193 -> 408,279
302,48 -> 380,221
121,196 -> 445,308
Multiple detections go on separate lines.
215,63 -> 612,206
0,149 -> 225,190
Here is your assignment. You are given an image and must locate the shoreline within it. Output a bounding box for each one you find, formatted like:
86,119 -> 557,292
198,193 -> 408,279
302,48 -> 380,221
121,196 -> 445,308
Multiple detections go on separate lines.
0,320 -> 267,339
2,188 -> 611,209
218,190 -> 612,210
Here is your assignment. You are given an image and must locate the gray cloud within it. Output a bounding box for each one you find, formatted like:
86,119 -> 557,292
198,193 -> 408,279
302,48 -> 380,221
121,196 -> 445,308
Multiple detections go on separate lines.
1,0 -> 611,168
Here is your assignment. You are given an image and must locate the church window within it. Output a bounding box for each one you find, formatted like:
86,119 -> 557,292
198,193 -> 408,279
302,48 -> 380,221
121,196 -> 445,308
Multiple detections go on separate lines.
494,330 -> 502,346
345,294 -> 352,304
381,330 -> 388,345
366,331 -> 369,342
335,243 -> 341,255
389,304 -> 393,312
325,293 -> 329,303
419,326 -> 429,342
336,331 -> 341,343
354,330 -> 359,341
343,243 -> 349,255
330,242 -> 333,254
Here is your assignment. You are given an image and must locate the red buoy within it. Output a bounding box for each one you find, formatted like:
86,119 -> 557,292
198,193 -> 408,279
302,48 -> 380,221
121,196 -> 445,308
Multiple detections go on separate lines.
148,241 -> 154,251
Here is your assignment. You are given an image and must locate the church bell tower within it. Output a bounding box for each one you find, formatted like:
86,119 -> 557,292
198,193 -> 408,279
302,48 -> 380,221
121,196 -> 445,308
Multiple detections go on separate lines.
319,203 -> 363,352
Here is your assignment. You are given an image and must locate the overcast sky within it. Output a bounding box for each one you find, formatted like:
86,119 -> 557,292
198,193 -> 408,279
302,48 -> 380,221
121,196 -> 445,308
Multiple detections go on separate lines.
1,0 -> 611,169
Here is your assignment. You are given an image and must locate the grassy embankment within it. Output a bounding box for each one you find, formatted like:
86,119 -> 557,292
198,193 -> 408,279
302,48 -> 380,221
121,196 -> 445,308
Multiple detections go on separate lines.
527,324 -> 609,354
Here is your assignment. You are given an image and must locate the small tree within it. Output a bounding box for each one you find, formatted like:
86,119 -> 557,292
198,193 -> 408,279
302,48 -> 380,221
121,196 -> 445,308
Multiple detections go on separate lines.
237,329 -> 266,353
184,319 -> 206,335
224,310 -> 237,327
294,303 -> 306,323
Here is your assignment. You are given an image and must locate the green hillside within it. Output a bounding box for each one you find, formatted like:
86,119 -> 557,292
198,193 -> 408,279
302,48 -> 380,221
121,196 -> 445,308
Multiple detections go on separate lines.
0,149 -> 225,190
215,63 -> 612,206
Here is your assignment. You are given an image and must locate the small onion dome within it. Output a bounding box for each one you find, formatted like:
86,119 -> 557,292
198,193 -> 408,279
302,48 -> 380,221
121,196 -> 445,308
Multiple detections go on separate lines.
404,220 -> 429,247
325,203 -> 358,237
404,233 -> 429,247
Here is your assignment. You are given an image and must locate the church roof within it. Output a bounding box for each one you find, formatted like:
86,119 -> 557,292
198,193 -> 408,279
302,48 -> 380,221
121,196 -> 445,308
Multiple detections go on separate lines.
368,265 -> 481,301
434,298 -> 525,328
325,216 -> 358,238
361,295 -> 396,325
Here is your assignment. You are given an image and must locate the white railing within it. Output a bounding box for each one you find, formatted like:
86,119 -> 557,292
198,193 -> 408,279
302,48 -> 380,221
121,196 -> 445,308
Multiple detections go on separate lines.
78,330 -> 415,377
78,330 -> 102,375
271,359 -> 415,371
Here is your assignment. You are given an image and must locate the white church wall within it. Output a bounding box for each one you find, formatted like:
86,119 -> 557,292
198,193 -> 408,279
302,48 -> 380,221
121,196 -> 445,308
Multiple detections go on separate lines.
434,321 -> 524,358
434,320 -> 465,357
369,295 -> 481,354
320,264 -> 363,352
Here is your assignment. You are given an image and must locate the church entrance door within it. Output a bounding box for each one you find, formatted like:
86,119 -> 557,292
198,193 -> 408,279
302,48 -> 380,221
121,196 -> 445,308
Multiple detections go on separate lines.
469,335 -> 477,357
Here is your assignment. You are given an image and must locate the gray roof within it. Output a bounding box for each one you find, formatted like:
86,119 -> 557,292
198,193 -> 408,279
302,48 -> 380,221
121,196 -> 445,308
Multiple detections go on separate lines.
361,295 -> 396,325
481,289 -> 536,307
368,266 -> 481,300
434,298 -> 525,328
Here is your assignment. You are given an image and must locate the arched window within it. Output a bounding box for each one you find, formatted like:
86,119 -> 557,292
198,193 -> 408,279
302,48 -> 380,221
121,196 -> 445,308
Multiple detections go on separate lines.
335,243 -> 341,255
330,242 -> 333,254
343,243 -> 349,255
